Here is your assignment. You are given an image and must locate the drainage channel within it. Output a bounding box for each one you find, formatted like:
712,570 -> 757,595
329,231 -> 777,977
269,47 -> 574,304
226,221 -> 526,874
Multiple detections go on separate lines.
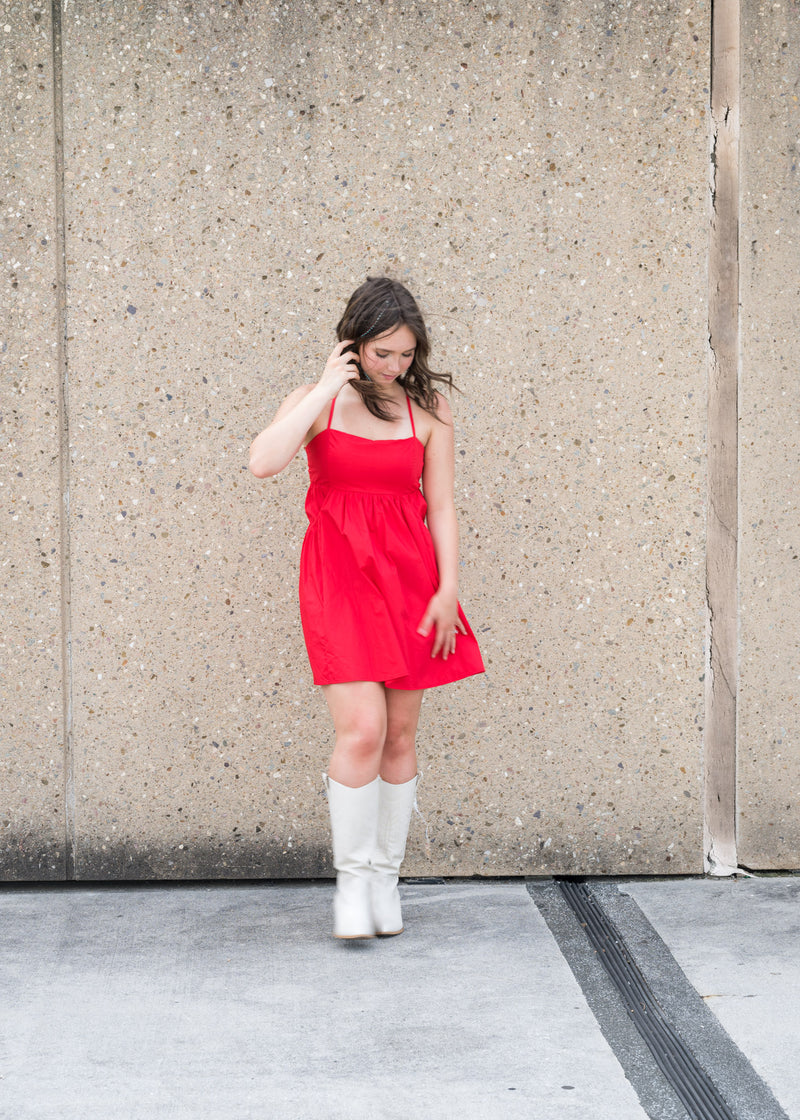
557,879 -> 735,1120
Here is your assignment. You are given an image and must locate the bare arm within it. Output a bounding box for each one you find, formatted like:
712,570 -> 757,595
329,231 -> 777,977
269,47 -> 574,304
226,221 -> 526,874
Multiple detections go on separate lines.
417,394 -> 468,659
248,341 -> 359,478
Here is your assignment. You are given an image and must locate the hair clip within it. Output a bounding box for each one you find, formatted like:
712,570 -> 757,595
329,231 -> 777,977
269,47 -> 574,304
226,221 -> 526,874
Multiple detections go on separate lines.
361,297 -> 393,338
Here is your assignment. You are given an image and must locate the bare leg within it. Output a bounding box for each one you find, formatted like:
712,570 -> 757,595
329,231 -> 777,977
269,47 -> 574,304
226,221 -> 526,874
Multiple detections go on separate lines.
381,688 -> 424,783
323,681 -> 388,787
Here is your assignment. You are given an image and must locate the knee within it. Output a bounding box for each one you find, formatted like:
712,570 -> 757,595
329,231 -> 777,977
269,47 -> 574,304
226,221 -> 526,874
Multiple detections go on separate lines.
383,722 -> 416,762
337,714 -> 386,761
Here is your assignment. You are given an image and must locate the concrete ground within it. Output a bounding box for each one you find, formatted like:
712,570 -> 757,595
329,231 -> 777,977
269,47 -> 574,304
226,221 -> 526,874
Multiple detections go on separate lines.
1,876 -> 797,1120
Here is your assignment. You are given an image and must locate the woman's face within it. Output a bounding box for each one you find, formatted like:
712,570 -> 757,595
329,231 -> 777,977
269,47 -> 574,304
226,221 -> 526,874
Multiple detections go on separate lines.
359,324 -> 417,387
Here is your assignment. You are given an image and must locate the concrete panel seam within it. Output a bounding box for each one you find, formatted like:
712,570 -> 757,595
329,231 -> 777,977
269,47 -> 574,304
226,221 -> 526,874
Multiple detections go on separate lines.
51,0 -> 76,880
705,0 -> 740,876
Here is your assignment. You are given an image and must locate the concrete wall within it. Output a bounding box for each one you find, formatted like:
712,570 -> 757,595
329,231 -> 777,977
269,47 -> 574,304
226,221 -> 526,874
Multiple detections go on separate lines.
2,2 -> 66,878
1,0 -> 790,881
738,0 -> 800,868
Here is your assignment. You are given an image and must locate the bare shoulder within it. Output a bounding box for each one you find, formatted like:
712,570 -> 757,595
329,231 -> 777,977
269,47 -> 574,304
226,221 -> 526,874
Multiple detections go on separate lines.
432,391 -> 453,424
417,391 -> 454,451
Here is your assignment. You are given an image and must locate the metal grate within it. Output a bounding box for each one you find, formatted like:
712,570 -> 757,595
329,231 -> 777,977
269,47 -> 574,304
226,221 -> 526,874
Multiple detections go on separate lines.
558,880 -> 737,1120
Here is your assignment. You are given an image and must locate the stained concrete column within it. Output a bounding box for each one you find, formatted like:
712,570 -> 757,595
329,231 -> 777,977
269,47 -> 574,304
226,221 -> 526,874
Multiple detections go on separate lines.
737,1 -> 800,868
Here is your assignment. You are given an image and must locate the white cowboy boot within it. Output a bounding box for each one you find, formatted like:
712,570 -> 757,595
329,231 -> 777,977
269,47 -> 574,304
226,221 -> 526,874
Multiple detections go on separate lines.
371,774 -> 419,936
324,775 -> 379,939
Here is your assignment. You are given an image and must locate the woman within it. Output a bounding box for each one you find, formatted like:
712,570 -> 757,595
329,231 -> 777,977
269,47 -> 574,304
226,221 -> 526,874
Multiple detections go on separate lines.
249,277 -> 484,939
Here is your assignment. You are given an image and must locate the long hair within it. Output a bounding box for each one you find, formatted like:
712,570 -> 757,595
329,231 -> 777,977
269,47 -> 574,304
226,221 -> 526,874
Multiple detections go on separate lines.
335,276 -> 455,421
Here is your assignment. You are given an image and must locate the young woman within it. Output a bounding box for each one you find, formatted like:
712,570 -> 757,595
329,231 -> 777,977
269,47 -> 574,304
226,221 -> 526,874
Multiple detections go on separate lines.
249,277 -> 484,939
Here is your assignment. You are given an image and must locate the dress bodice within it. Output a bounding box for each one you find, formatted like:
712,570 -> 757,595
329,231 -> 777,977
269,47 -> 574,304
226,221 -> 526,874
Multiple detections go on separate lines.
305,428 -> 424,495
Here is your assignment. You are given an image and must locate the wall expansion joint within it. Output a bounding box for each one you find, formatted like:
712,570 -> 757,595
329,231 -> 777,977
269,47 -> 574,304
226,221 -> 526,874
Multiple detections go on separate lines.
705,0 -> 740,877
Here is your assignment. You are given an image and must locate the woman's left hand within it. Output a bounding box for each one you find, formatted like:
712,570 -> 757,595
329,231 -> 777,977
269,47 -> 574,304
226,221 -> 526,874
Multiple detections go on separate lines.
417,591 -> 467,660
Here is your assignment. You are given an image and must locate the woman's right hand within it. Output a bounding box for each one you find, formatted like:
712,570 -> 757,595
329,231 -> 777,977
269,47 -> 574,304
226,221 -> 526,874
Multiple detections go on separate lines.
318,339 -> 361,396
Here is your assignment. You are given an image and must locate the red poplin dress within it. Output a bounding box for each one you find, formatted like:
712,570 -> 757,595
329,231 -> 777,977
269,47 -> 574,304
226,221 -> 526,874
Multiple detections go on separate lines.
299,395 -> 485,690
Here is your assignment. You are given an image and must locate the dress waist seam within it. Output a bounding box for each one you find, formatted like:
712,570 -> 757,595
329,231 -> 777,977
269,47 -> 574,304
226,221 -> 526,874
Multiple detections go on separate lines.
308,484 -> 422,497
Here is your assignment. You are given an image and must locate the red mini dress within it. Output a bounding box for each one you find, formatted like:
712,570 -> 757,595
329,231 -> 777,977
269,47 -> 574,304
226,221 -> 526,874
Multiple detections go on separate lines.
299,394 -> 485,690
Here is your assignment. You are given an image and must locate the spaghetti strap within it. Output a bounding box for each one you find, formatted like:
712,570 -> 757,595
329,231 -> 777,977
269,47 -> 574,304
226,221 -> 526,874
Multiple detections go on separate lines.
327,396 -> 337,430
406,395 -> 416,439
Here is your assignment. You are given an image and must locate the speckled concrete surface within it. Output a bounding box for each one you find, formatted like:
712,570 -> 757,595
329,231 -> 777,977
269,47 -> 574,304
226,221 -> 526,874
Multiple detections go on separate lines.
625,877 -> 800,1118
1,881 -> 651,1119
4,878 -> 797,1119
738,3 -> 800,868
0,2 -> 66,879
4,2 -> 710,878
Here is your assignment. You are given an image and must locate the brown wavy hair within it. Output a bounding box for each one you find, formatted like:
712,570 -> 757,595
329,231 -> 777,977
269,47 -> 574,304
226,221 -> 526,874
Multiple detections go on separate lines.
335,276 -> 455,422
